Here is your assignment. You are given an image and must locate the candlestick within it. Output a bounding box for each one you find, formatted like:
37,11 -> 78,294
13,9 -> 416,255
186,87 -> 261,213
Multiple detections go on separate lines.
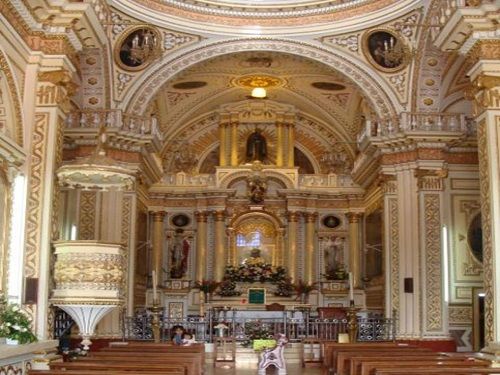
348,272 -> 354,303
152,270 -> 158,303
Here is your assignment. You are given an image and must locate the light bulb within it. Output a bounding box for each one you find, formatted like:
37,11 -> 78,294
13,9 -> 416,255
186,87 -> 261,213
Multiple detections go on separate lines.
251,87 -> 267,98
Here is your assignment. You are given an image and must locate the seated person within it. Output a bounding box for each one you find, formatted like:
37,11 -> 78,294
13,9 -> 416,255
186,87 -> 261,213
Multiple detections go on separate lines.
181,333 -> 196,346
171,325 -> 185,345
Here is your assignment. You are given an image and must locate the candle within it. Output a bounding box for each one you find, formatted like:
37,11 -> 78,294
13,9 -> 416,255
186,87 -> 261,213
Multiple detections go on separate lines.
152,270 -> 158,302
348,272 -> 354,302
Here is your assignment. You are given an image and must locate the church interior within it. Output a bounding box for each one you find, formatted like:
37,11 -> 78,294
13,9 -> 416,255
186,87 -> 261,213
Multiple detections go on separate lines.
0,0 -> 499,373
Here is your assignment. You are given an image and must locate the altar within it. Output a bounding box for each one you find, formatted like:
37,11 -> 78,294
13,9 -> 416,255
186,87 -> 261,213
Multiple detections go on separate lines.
211,309 -> 305,322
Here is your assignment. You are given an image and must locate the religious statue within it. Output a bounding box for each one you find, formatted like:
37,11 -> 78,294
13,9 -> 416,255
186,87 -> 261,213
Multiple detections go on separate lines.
170,229 -> 190,278
324,236 -> 344,274
243,248 -> 267,266
246,128 -> 267,162
247,168 -> 267,204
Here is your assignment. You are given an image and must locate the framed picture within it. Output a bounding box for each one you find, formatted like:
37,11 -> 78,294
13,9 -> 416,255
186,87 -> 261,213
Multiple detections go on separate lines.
322,215 -> 341,229
172,213 -> 190,227
114,26 -> 161,71
363,28 -> 410,72
467,213 -> 483,263
248,288 -> 266,304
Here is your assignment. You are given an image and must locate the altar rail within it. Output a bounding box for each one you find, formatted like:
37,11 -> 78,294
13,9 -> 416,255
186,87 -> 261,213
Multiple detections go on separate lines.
122,310 -> 396,343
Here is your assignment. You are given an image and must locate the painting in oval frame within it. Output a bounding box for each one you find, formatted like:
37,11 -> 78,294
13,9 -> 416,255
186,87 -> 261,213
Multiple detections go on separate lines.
362,28 -> 410,73
114,26 -> 162,72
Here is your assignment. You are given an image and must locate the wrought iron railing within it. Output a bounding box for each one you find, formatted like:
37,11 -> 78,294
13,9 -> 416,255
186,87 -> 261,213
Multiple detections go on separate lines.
122,309 -> 395,343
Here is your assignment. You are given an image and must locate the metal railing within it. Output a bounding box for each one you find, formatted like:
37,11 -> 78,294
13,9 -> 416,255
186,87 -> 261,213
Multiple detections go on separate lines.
122,309 -> 395,343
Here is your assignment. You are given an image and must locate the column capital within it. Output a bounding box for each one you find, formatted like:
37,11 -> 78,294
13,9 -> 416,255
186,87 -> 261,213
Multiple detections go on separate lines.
151,211 -> 166,222
346,212 -> 363,223
213,210 -> 226,221
195,211 -> 209,222
466,39 -> 500,68
415,168 -> 448,191
304,212 -> 318,223
287,211 -> 301,222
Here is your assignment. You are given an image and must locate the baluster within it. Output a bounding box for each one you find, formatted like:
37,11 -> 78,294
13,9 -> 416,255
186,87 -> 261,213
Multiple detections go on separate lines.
437,115 -> 443,130
80,113 -> 86,128
106,111 -> 113,128
449,115 -> 458,131
410,114 -> 417,130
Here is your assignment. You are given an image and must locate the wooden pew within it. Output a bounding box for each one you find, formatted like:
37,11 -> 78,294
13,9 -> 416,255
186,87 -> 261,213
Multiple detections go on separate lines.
339,351 -> 441,375
29,370 -> 183,375
91,349 -> 203,373
360,359 -> 490,375
328,344 -> 425,374
49,361 -> 189,374
375,368 -> 500,375
323,342 -> 417,374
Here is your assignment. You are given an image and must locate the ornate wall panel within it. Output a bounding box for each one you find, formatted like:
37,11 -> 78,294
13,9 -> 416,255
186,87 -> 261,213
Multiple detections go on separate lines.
423,193 -> 442,331
78,191 -> 97,240
477,119 -> 493,344
387,196 -> 400,315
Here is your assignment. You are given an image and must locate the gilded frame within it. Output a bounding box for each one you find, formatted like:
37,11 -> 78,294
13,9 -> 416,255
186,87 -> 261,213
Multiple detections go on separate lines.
114,26 -> 162,72
362,28 -> 410,73
0,164 -> 11,292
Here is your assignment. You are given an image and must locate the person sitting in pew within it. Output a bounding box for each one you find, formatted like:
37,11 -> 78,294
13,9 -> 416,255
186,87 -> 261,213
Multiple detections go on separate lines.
182,333 -> 196,346
171,325 -> 185,345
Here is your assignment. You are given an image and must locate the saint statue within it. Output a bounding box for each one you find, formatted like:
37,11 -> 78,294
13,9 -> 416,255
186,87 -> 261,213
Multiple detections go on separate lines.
247,172 -> 267,204
246,128 -> 267,162
243,248 -> 266,266
170,229 -> 190,279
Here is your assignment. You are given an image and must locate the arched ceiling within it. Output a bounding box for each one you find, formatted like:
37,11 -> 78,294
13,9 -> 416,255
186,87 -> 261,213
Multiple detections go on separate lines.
151,51 -> 366,149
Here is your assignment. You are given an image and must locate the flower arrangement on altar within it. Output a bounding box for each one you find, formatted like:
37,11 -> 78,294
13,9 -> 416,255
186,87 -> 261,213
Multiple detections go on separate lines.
292,280 -> 318,296
0,293 -> 37,344
322,263 -> 348,280
241,320 -> 273,348
223,263 -> 287,284
217,279 -> 242,297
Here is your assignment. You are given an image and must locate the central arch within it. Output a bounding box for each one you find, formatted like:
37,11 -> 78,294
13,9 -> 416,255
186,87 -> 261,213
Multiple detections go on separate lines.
122,37 -> 401,121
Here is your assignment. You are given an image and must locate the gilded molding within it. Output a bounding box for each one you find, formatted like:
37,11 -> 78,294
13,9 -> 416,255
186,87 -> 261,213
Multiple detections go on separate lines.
194,211 -> 209,222
466,39 -> 500,67
467,74 -> 500,117
213,210 -> 226,221
287,211 -> 300,222
346,212 -> 363,223
78,191 -> 97,240
449,305 -> 473,325
415,168 -> 448,191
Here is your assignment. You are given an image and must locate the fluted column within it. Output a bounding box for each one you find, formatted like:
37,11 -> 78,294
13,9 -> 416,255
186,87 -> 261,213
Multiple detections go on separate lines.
304,213 -> 318,284
195,211 -> 209,281
219,123 -> 228,167
276,228 -> 285,267
287,212 -> 300,282
214,210 -> 226,282
287,123 -> 294,167
230,121 -> 238,166
151,211 -> 166,284
276,121 -> 284,167
346,212 -> 363,288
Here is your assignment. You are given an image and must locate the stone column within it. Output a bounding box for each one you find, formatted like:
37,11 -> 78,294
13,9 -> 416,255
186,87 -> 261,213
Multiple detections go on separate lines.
151,211 -> 166,284
25,69 -> 72,338
195,211 -> 209,281
213,210 -> 226,282
287,212 -> 300,282
346,212 -> 363,289
276,228 -> 285,267
304,213 -> 317,284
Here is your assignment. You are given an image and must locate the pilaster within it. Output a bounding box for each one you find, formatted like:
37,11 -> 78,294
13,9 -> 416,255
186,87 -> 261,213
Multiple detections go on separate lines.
25,68 -> 72,339
346,212 -> 363,289
287,211 -> 300,282
213,210 -> 226,282
304,212 -> 318,284
416,168 -> 449,338
195,211 -> 209,281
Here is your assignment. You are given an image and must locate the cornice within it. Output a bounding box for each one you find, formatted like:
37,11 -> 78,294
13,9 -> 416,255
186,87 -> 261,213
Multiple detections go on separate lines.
110,0 -> 422,37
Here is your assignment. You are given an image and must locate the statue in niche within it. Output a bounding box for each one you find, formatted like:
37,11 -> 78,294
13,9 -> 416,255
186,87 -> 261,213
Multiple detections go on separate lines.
247,164 -> 267,204
170,229 -> 190,279
243,248 -> 267,266
324,236 -> 344,273
246,128 -> 267,162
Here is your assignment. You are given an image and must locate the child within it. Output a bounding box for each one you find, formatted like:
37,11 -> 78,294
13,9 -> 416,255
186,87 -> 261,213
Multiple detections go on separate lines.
181,333 -> 196,346
171,325 -> 185,345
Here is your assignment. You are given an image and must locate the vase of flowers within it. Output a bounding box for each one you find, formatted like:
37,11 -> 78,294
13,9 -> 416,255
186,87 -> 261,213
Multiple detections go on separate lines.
193,280 -> 220,302
292,280 -> 318,304
0,293 -> 37,345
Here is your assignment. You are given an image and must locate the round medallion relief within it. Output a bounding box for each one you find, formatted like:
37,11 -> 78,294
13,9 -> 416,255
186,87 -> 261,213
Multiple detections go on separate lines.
114,27 -> 162,71
172,214 -> 190,227
322,215 -> 341,229
362,28 -> 410,73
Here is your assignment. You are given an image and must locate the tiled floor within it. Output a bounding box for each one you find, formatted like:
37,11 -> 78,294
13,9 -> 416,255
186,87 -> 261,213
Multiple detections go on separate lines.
206,364 -> 322,374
